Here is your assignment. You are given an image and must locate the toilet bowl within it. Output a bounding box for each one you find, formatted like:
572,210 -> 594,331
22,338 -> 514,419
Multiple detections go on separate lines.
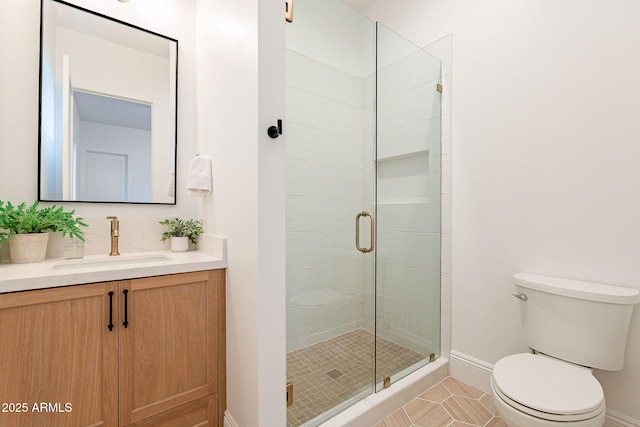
490,273 -> 640,427
490,353 -> 606,427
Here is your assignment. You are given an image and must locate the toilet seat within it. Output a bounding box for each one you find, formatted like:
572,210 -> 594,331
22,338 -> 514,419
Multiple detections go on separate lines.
492,353 -> 605,422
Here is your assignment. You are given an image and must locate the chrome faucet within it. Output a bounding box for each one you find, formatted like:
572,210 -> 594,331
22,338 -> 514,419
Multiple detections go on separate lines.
106,216 -> 120,256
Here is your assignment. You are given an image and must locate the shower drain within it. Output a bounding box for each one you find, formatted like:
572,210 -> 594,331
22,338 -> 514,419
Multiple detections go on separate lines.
326,369 -> 343,379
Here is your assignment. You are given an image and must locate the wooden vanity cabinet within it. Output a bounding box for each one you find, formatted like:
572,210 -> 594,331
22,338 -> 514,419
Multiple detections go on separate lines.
0,281 -> 119,427
120,270 -> 226,426
0,269 -> 225,427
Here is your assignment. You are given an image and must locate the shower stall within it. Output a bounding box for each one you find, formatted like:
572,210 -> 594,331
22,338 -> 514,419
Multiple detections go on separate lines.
285,1 -> 442,425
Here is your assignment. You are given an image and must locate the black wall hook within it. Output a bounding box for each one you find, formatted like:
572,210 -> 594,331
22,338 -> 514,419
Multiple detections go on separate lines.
268,119 -> 283,139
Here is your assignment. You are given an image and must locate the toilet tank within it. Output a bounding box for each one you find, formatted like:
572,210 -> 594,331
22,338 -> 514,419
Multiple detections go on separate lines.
514,272 -> 640,371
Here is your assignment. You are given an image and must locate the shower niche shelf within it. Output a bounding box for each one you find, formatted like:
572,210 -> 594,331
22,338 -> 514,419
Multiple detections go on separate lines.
376,148 -> 429,163
377,150 -> 430,205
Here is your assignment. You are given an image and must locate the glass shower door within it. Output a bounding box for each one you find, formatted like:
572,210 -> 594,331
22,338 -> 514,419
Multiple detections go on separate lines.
374,22 -> 442,391
285,1 -> 377,425
285,5 -> 442,426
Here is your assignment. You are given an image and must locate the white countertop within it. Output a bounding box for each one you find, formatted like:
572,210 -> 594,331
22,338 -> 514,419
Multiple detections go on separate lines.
0,250 -> 226,294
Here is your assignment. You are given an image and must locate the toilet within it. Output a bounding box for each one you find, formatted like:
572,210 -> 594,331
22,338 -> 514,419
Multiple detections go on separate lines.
491,272 -> 640,427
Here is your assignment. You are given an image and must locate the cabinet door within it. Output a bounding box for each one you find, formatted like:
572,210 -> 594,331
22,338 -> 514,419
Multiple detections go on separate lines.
0,282 -> 118,427
119,271 -> 220,425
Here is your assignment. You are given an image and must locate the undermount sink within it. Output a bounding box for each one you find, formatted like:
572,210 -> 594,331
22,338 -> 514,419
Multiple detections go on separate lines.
50,253 -> 173,271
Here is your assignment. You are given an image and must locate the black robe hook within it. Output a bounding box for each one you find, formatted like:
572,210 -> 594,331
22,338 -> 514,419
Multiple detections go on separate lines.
267,119 -> 283,139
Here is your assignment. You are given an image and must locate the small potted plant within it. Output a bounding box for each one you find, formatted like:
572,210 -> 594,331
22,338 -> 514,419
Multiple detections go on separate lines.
0,200 -> 87,264
159,217 -> 203,252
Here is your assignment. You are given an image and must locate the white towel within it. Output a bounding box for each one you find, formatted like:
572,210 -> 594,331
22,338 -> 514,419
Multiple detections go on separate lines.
186,155 -> 212,197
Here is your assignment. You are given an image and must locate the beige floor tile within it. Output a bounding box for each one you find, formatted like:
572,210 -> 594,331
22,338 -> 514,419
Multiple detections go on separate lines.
442,377 -> 483,399
376,378 -> 507,427
486,416 -> 508,427
404,399 -> 452,427
442,395 -> 493,426
375,409 -> 412,427
479,394 -> 498,415
418,382 -> 452,403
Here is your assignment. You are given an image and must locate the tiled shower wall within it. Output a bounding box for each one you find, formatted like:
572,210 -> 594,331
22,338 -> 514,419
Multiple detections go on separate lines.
285,49 -> 373,352
285,31 -> 449,357
375,40 -> 443,356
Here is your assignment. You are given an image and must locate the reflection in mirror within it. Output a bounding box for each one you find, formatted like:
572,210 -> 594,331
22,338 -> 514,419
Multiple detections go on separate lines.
74,91 -> 152,202
39,0 -> 178,204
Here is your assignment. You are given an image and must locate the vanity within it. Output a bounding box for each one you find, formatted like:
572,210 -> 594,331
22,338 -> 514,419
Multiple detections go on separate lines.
0,252 -> 226,427
0,0 -> 226,424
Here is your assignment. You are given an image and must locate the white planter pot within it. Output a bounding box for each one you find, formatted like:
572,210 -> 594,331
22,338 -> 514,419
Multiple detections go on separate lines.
170,236 -> 189,252
9,233 -> 50,264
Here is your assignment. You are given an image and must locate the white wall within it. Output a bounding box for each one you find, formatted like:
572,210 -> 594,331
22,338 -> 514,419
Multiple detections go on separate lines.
196,0 -> 286,426
365,0 -> 640,423
0,0 -> 197,259
286,0 -> 374,78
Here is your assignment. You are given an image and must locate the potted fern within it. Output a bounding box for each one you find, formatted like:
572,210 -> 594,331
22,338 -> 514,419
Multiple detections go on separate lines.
0,200 -> 87,264
159,217 -> 203,252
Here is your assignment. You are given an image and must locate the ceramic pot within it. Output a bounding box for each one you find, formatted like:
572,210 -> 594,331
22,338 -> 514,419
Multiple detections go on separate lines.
170,236 -> 189,252
9,233 -> 50,264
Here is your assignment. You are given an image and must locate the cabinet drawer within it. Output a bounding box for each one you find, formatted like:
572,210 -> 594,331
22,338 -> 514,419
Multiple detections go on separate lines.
125,393 -> 218,427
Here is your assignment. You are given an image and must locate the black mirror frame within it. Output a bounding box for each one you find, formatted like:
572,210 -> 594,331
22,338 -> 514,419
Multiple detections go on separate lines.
37,0 -> 178,205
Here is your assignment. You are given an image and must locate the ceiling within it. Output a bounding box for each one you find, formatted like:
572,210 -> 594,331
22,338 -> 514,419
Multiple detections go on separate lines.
342,0 -> 377,12
74,91 -> 151,131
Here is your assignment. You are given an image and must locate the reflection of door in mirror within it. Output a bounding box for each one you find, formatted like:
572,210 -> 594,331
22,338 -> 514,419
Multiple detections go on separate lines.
80,151 -> 127,201
39,0 -> 177,204
72,91 -> 152,202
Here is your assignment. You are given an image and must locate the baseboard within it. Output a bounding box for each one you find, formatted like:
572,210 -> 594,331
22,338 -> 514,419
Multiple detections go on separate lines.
449,350 -> 494,394
224,410 -> 240,427
605,410 -> 640,427
450,350 -> 640,427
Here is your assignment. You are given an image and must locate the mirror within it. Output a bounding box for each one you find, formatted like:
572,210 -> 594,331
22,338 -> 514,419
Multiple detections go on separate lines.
39,0 -> 178,204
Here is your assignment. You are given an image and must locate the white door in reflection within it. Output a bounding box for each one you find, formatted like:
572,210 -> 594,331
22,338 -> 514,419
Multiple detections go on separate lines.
78,151 -> 127,202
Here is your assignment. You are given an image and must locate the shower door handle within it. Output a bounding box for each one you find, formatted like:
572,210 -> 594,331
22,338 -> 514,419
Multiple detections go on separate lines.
355,211 -> 374,253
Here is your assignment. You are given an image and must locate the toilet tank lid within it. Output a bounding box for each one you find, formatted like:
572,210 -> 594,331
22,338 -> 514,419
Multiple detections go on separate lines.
514,273 -> 640,304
